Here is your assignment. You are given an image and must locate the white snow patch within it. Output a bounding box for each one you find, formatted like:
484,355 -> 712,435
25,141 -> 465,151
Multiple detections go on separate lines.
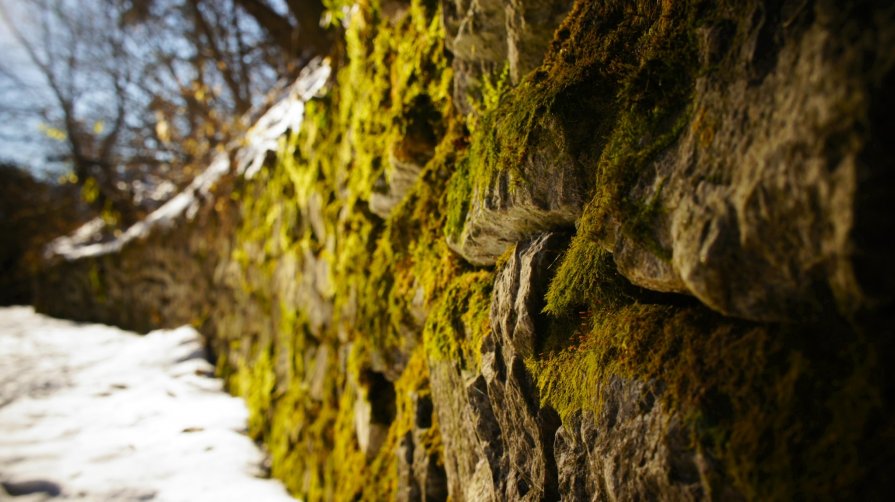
238,59 -> 331,179
0,307 -> 297,502
45,152 -> 232,261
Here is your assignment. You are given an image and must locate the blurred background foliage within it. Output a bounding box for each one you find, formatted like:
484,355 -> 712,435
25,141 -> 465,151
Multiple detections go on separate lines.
0,0 -> 334,226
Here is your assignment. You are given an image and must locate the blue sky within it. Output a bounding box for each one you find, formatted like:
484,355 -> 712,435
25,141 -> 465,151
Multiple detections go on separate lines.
0,2 -> 60,179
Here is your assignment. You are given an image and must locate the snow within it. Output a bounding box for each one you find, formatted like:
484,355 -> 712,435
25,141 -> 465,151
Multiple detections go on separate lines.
0,306 -> 296,502
237,58 -> 331,179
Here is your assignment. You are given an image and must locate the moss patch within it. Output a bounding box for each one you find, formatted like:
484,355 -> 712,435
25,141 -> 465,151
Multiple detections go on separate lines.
535,270 -> 891,499
542,237 -> 633,318
424,270 -> 494,373
448,0 -> 705,261
213,1 -> 476,499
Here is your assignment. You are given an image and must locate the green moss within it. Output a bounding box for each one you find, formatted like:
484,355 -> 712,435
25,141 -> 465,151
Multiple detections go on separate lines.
322,344 -> 442,502
86,261 -> 107,303
216,1 -> 895,500
424,270 -> 494,373
535,271 -> 890,499
527,5 -> 892,479
444,152 -> 471,242
234,342 -> 276,439
53,0 -> 891,498
363,347 -> 441,501
542,238 -> 632,318
219,1 -> 715,497
214,1 -> 466,499
449,0 -> 703,261
357,118 -> 473,362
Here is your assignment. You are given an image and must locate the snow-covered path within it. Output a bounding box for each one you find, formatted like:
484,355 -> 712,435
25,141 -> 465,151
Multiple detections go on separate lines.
0,306 -> 294,501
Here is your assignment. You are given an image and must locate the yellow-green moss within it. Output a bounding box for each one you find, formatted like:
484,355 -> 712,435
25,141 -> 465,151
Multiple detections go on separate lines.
360,121 -> 468,353
363,347 -> 443,501
215,1 -> 467,500
222,0 -> 712,496
444,152 -> 471,242
450,0 -> 703,259
526,3 -> 890,484
542,238 -> 633,317
87,261 -> 107,303
424,270 -> 494,373
535,273 -> 888,500
232,342 -> 276,439
323,343 -> 442,501
52,0 -> 887,499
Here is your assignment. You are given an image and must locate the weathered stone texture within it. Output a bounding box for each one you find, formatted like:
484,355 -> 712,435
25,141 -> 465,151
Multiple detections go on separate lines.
450,0 -> 895,322
431,235 -> 564,501
446,113 -> 591,266
444,0 -> 573,112
555,379 -> 711,502
607,1 -> 895,321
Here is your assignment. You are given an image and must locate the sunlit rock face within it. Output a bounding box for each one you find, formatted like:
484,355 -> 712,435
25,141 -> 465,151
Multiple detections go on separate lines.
431,234 -> 566,501
33,1 -> 895,501
444,108 -> 591,266
443,0 -> 573,113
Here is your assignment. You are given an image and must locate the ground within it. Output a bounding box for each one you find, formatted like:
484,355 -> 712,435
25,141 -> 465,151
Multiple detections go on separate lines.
0,306 -> 294,502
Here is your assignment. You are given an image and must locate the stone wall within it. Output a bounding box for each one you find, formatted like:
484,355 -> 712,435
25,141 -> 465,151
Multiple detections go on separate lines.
35,0 -> 895,500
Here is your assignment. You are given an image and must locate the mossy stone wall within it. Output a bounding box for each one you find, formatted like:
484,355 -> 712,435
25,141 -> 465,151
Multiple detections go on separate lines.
36,0 -> 895,500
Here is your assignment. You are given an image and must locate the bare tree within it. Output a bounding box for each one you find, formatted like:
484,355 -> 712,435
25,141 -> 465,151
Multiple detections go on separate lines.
0,0 -> 299,226
1,0 -> 140,223
231,0 -> 332,64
